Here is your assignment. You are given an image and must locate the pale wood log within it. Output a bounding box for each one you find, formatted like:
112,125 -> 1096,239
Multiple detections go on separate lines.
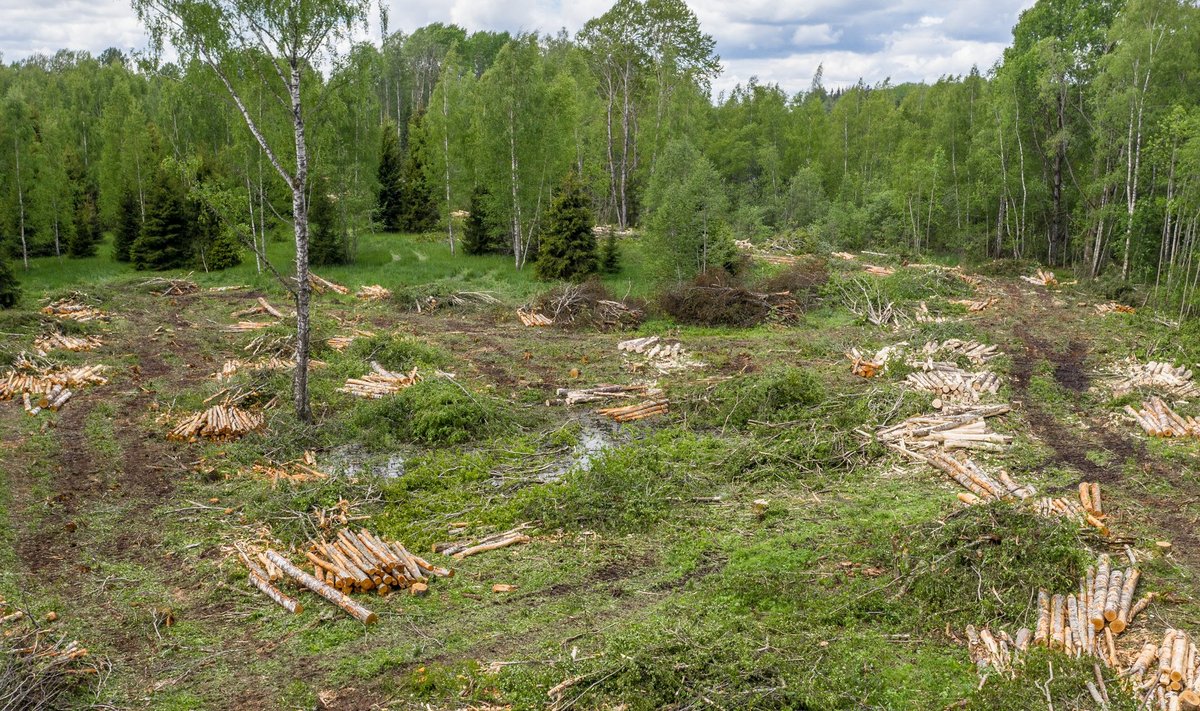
1104,569 -> 1125,622
1050,593 -> 1065,649
1092,555 -> 1111,631
451,534 -> 531,560
1172,633 -> 1189,682
1091,482 -> 1102,515
266,551 -> 377,624
1113,568 -> 1141,634
238,547 -> 303,613
1035,588 -> 1051,645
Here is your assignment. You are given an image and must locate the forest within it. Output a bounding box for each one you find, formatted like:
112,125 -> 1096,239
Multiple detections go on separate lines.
1,0 -> 1199,309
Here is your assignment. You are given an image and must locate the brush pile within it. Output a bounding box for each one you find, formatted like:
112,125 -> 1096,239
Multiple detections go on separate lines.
556,383 -> 656,405
411,290 -> 501,312
918,339 -> 1002,365
0,624 -> 97,709
224,321 -> 273,333
905,363 -> 1002,403
308,273 -> 349,295
339,362 -> 420,399
1021,268 -> 1058,287
876,404 -> 1011,452
167,401 -> 265,441
951,296 -> 999,312
33,332 -> 102,354
1126,397 -> 1199,437
1095,302 -> 1136,315
142,276 -> 199,296
517,308 -> 554,327
356,285 -> 391,301
538,282 -> 644,330
1105,360 -> 1197,398
435,523 -> 533,560
249,451 -> 329,486
1032,481 -> 1109,535
232,297 -> 287,320
596,398 -> 668,422
41,298 -> 107,322
327,329 -> 376,352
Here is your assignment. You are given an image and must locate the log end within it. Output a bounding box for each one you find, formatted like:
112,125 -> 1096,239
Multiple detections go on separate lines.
1108,619 -> 1126,634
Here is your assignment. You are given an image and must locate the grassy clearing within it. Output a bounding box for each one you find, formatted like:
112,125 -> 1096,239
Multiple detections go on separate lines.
0,238 -> 1197,709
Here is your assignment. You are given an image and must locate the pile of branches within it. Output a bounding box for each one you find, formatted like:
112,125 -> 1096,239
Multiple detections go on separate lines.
213,356 -> 324,381
951,296 -> 999,312
232,297 -> 287,320
247,451 -> 328,487
355,285 -> 391,301
243,333 -> 297,359
223,321 -> 274,333
836,277 -> 900,327
409,290 -> 501,313
325,329 -> 375,352
141,275 -> 198,296
308,273 -> 349,295
0,626 -> 99,709
536,281 -> 644,331
661,271 -> 798,327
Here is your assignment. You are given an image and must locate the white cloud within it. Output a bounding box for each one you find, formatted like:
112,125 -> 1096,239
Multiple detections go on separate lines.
0,0 -> 1034,96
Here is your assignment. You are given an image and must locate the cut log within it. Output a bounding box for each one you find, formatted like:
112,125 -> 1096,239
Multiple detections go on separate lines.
266,551 -> 378,624
451,534 -> 531,560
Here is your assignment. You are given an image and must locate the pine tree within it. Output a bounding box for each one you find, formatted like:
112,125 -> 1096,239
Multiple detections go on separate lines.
112,187 -> 141,262
68,182 -> 102,258
376,123 -> 404,231
310,181 -> 350,266
205,228 -> 243,270
399,121 -> 439,232
195,203 -> 242,270
535,172 -> 597,281
0,249 -> 20,309
132,174 -> 193,270
599,232 -> 620,274
462,187 -> 501,255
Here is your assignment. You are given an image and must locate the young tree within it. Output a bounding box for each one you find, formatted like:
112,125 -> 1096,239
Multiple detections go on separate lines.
377,122 -> 404,231
309,179 -> 350,265
536,172 -> 597,280
599,231 -> 620,274
135,0 -> 371,421
68,181 -> 102,258
195,202 -> 242,270
132,174 -> 193,270
0,249 -> 19,308
462,186 -> 502,255
643,139 -> 733,280
399,116 -> 439,232
113,187 -> 141,262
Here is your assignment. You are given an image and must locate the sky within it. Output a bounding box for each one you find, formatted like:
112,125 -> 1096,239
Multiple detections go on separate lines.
0,0 -> 1037,95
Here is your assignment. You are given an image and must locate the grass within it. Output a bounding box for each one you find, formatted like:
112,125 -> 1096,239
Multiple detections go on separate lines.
0,234 -> 1197,709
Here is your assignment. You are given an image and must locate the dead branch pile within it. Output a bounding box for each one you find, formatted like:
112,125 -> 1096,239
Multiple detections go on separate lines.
1126,397 -> 1199,437
34,332 -> 102,354
40,298 -> 107,322
914,302 -> 952,324
905,362 -> 1002,403
308,273 -> 349,295
0,625 -> 97,709
556,383 -> 655,406
951,296 -> 999,312
597,398 -> 668,422
224,320 -> 274,333
618,336 -> 703,374
435,523 -> 533,560
1033,481 -> 1109,535
249,451 -> 329,486
1105,360 -> 1197,398
232,297 -> 287,320
168,401 -> 265,441
1021,268 -> 1058,287
538,282 -> 644,330
919,339 -> 1001,365
356,285 -> 392,301
864,264 -> 895,276
846,345 -> 904,378
1096,302 -> 1136,315
339,362 -> 420,399
876,404 -> 1011,452
661,271 -> 800,326
838,278 -> 901,326
208,284 -> 249,292
412,290 -> 501,312
141,275 -> 199,296
517,308 -> 553,327
326,329 -> 375,352
0,363 -> 108,414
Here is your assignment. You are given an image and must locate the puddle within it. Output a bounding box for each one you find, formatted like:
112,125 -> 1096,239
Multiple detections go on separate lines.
537,417 -> 619,483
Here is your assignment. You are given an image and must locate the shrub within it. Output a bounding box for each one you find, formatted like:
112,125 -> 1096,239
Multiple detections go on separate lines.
347,334 -> 452,372
352,379 -> 509,447
0,251 -> 19,309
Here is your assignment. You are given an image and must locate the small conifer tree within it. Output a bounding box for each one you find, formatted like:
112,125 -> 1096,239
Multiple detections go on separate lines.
535,172 -> 597,281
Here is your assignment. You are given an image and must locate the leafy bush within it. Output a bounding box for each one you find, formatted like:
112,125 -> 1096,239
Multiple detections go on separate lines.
352,379 -> 509,447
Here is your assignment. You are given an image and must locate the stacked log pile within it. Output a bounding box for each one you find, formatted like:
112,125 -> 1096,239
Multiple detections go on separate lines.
302,528 -> 452,598
951,297 -> 999,312
556,383 -> 655,405
168,401 -> 265,441
918,339 -> 1001,365
356,285 -> 392,301
232,297 -> 287,320
1096,302 -> 1136,315
1033,481 -> 1109,535
1021,268 -> 1059,287
435,524 -> 533,560
847,345 -> 904,378
1126,397 -> 1199,438
1129,629 -> 1200,709
1106,360 -> 1197,398
34,332 -> 103,354
339,362 -> 420,399
0,363 -> 108,414
41,298 -> 107,322
327,329 -> 376,352
876,404 -> 1012,452
250,451 -> 329,486
309,273 -> 349,294
831,251 -> 856,261
905,363 -> 1001,403
517,308 -> 554,327
596,398 -> 668,422
224,321 -> 274,333
618,336 -> 703,374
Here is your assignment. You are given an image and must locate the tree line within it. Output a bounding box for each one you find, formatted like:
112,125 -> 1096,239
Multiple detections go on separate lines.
2,0 -> 1200,309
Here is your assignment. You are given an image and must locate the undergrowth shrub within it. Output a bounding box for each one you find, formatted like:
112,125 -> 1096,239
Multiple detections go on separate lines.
348,334 -> 451,372
705,366 -> 826,427
875,267 -> 973,302
352,379 -> 510,447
